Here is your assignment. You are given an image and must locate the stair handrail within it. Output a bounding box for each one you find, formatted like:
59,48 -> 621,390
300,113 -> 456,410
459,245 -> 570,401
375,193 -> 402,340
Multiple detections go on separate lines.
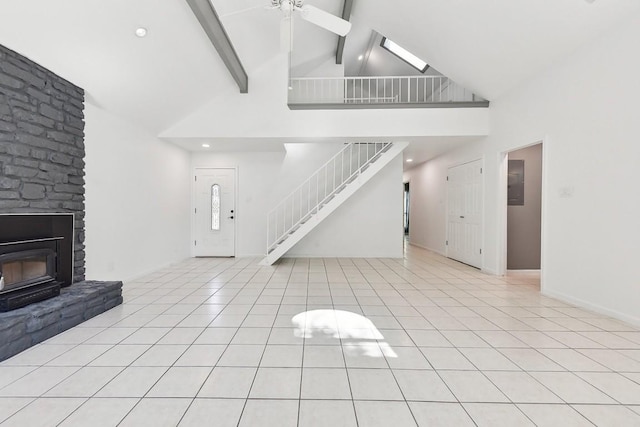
267,142 -> 392,253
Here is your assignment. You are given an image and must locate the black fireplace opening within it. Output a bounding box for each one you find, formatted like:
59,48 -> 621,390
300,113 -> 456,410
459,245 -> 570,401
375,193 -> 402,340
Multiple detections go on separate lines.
0,239 -> 63,312
0,214 -> 75,312
1,246 -> 56,292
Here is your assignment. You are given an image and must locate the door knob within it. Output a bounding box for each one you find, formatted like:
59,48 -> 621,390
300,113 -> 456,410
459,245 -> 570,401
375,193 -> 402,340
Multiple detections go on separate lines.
460,216 -> 465,219
229,216 -> 234,219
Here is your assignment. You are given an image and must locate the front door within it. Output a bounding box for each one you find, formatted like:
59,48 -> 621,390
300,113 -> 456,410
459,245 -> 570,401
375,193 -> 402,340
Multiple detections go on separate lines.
446,159 -> 483,268
194,168 -> 236,257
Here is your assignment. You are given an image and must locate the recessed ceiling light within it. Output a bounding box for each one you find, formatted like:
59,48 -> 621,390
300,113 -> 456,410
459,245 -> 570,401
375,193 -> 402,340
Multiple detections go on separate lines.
202,144 -> 210,148
135,27 -> 148,38
358,55 -> 364,61
406,158 -> 413,163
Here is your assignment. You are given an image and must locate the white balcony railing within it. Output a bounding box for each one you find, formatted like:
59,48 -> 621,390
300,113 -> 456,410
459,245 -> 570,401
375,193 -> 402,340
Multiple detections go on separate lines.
288,75 -> 487,106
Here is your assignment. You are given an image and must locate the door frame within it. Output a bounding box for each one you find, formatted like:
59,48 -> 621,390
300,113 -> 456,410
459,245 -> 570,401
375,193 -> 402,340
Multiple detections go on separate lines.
191,167 -> 238,258
445,157 -> 485,268
497,137 -> 548,290
403,179 -> 410,237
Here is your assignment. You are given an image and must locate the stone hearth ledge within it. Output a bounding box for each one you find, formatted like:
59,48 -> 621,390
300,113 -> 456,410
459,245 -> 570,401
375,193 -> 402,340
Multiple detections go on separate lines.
0,281 -> 123,362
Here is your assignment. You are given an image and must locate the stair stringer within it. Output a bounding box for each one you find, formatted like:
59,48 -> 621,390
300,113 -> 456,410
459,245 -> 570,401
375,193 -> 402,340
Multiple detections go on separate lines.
260,141 -> 409,265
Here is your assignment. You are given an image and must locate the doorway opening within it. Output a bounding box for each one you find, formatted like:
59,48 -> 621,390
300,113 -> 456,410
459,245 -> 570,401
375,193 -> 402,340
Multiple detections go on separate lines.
505,143 -> 543,285
403,182 -> 410,236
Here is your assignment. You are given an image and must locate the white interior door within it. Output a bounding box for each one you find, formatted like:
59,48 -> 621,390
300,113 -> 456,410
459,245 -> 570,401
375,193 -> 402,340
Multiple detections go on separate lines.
194,168 -> 236,257
447,159 -> 483,268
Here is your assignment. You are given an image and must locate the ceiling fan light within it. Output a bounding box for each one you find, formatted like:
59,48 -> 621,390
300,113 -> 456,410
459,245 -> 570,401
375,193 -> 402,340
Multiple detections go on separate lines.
280,1 -> 293,13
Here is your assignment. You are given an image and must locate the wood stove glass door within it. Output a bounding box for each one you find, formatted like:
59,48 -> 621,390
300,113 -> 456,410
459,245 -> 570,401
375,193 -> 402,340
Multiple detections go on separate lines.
194,168 -> 236,257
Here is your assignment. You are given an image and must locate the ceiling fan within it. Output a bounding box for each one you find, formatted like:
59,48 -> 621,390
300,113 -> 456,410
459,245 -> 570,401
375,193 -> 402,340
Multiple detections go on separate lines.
267,0 -> 352,51
269,0 -> 352,36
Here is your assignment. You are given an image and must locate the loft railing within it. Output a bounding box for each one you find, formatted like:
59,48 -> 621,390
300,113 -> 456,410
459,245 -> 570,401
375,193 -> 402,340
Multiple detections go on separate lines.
267,142 -> 392,254
288,75 -> 488,107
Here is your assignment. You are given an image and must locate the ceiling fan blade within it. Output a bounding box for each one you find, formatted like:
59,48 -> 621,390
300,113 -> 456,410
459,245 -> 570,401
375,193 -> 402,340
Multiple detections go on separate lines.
299,5 -> 352,36
280,16 -> 293,53
221,5 -> 267,18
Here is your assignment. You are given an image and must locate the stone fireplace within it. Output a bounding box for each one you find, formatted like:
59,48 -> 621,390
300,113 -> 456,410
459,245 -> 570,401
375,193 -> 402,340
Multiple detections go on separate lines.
0,44 -> 122,361
0,43 -> 86,283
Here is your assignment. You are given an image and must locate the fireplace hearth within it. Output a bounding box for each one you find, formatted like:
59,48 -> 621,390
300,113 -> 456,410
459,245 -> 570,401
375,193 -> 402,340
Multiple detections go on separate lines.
0,214 -> 123,362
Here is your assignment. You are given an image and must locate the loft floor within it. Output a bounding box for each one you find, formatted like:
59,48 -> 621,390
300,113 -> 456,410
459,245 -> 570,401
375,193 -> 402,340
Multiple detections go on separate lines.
0,246 -> 639,426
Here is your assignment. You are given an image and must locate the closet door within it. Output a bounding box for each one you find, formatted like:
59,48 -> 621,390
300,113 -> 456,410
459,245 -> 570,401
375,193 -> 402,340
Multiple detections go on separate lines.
446,159 -> 483,268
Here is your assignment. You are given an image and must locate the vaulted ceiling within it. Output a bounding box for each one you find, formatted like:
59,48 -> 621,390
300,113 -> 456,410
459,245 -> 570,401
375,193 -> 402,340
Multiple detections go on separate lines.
1,0 -> 639,136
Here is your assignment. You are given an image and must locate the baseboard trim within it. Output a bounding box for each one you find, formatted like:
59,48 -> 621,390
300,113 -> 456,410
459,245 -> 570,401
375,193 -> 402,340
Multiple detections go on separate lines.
507,269 -> 541,275
407,241 -> 446,257
407,242 -> 493,272
119,258 -> 190,283
481,267 -> 500,275
543,289 -> 640,328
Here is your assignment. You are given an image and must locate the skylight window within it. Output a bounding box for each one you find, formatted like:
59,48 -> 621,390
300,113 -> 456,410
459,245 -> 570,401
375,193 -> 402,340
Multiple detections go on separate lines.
381,37 -> 429,73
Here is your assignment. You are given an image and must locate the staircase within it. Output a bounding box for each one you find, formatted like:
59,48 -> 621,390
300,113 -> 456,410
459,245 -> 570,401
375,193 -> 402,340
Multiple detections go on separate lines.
261,141 -> 408,265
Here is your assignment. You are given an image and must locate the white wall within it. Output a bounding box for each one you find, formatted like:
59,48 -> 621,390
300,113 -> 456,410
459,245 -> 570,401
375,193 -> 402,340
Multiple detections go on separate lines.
192,143 -> 404,259
288,151 -> 404,258
297,57 -> 345,78
405,14 -> 640,325
272,142 -> 347,202
191,151 -> 285,257
160,57 -> 489,140
84,103 -> 191,281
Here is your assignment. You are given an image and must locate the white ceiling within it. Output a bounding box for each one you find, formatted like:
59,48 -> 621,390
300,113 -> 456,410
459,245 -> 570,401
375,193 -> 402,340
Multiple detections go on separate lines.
168,137 -> 287,152
343,26 -> 443,78
0,0 -> 238,133
1,0 -> 639,163
351,0 -> 640,100
214,0 -> 344,75
168,135 -> 479,170
402,136 -> 480,169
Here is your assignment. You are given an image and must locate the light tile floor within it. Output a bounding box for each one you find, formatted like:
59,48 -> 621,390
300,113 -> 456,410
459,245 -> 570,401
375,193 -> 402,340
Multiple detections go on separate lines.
1,245 -> 640,426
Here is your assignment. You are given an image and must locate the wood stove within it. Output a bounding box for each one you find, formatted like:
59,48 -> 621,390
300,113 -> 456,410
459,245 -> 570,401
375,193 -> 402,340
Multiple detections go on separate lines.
0,239 -> 62,311
0,214 -> 74,312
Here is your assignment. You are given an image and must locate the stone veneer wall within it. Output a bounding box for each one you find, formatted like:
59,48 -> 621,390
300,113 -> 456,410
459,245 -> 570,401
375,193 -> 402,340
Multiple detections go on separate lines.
0,44 -> 85,282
